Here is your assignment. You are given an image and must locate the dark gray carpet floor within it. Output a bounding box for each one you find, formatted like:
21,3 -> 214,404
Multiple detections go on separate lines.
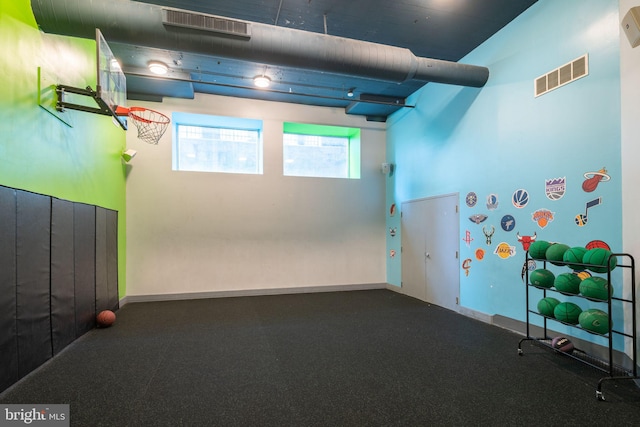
1,289 -> 639,426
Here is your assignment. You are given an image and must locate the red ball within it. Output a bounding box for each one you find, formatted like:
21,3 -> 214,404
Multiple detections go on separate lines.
96,310 -> 116,327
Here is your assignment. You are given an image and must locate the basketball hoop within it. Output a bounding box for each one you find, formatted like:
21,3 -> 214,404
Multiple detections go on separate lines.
115,106 -> 170,145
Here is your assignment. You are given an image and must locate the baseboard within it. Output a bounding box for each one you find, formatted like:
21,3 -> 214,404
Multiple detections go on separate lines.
120,283 -> 387,305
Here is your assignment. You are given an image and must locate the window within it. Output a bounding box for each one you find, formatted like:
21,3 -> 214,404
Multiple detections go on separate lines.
283,122 -> 360,179
173,112 -> 263,174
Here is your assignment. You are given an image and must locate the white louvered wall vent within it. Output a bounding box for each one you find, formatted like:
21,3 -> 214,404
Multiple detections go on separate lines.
162,8 -> 251,39
534,54 -> 588,97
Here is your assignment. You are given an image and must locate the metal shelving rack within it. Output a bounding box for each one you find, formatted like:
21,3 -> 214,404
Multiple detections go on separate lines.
518,252 -> 638,401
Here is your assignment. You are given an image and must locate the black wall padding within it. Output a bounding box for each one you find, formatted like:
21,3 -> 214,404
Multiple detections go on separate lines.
106,209 -> 119,310
95,207 -> 109,312
16,190 -> 52,379
0,186 -> 118,394
51,198 -> 76,355
0,187 -> 19,391
74,203 -> 96,337
95,208 -> 120,312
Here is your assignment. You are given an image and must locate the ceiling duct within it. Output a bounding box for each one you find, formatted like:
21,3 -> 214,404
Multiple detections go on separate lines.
30,0 -> 489,88
162,9 -> 251,39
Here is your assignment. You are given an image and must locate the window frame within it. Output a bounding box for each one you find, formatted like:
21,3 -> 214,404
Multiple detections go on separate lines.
282,122 -> 361,179
172,112 -> 264,174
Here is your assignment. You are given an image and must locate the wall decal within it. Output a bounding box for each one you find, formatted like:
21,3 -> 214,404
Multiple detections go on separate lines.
465,192 -> 478,207
521,259 -> 537,282
574,197 -> 602,227
545,177 -> 566,201
582,167 -> 610,192
585,240 -> 610,250
462,258 -> 472,276
475,248 -> 485,260
501,214 -> 515,232
469,214 -> 488,224
482,225 -> 495,245
512,189 -> 529,208
531,209 -> 554,228
462,230 -> 473,247
486,193 -> 499,210
389,227 -> 397,237
494,242 -> 516,259
516,232 -> 537,251
389,203 -> 397,216
389,249 -> 396,258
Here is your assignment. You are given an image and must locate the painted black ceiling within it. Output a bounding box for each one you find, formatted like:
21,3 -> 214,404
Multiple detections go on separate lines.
83,1 -> 539,120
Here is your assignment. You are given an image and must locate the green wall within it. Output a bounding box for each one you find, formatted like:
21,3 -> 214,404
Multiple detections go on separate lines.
0,0 -> 127,297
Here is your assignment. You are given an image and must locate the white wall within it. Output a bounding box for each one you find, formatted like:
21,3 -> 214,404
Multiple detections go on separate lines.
125,93 -> 387,297
619,0 -> 640,355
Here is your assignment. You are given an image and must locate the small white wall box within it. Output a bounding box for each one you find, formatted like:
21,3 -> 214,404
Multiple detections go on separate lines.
621,6 -> 640,48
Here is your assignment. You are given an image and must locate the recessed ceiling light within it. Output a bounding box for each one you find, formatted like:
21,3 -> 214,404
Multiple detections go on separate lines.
254,76 -> 271,88
148,61 -> 168,75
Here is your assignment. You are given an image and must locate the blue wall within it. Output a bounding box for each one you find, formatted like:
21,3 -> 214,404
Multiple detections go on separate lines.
386,0 -> 621,338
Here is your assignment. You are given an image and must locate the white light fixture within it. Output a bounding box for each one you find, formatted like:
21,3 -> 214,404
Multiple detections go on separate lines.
121,149 -> 137,162
347,88 -> 355,97
254,75 -> 271,88
148,61 -> 168,75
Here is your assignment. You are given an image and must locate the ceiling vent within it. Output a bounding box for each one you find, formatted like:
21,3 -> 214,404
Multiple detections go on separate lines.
162,8 -> 251,39
534,54 -> 588,97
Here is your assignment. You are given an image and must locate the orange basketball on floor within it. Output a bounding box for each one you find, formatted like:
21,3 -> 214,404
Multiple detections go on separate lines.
96,310 -> 116,327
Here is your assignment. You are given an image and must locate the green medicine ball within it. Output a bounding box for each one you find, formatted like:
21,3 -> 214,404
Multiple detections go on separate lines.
528,240 -> 551,260
562,246 -> 588,270
530,269 -> 555,288
578,309 -> 610,335
579,276 -> 613,301
553,302 -> 582,325
546,243 -> 570,266
582,248 -> 617,273
537,297 -> 560,317
553,273 -> 582,295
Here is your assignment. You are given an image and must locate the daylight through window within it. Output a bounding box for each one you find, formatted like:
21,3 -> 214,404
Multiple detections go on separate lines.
283,122 -> 361,179
173,113 -> 263,174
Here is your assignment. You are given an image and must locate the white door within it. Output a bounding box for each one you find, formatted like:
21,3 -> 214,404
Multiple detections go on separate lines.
401,194 -> 460,312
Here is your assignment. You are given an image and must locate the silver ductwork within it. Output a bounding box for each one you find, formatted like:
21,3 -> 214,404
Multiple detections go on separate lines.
30,0 -> 489,88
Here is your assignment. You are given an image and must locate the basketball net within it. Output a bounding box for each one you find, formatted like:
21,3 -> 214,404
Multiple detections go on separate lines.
115,106 -> 170,145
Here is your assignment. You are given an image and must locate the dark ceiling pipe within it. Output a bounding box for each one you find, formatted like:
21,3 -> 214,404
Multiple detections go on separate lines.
31,0 -> 489,88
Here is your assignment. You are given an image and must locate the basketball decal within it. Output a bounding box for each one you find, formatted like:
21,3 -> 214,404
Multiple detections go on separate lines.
512,189 -> 529,209
486,193 -> 498,210
469,214 -> 488,224
545,177 -> 566,201
462,230 -> 473,247
531,209 -> 554,229
574,197 -> 601,227
462,258 -> 472,276
494,242 -> 516,259
475,248 -> 485,260
586,240 -> 610,251
465,192 -> 478,207
482,226 -> 495,245
516,232 -> 537,251
521,259 -> 537,282
582,167 -> 610,192
501,215 -> 515,232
